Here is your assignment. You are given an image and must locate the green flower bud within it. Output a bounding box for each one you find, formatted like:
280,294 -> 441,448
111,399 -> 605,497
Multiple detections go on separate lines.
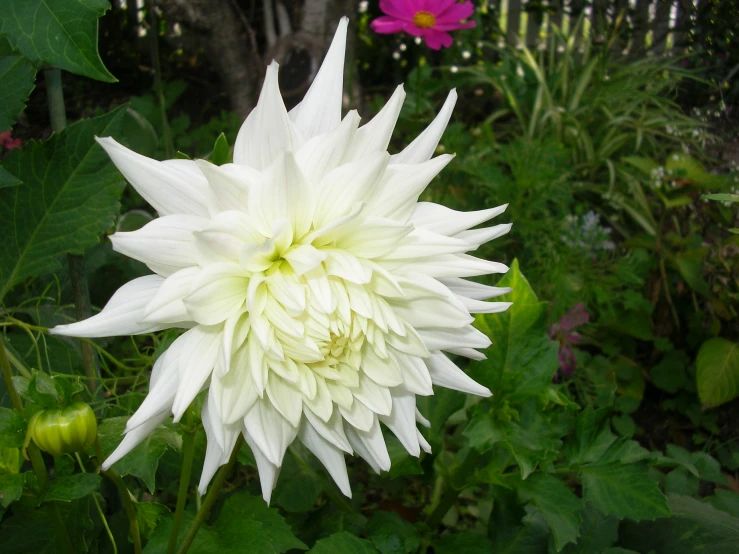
29,402 -> 97,457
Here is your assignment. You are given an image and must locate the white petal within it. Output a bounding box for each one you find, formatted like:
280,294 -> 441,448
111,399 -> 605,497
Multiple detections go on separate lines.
456,223 -> 512,249
102,410 -> 169,471
296,110 -> 360,185
410,202 -> 508,236
182,263 -> 248,325
382,228 -> 470,260
391,90 -> 457,164
344,418 -> 390,474
51,275 -> 167,337
194,210 -> 263,264
456,296 -> 513,314
335,216 -> 411,259
345,85 -> 405,161
440,277 -> 512,300
172,325 -> 222,420
97,137 -> 210,217
339,395 -> 375,432
195,160 -> 260,213
397,354 -> 434,396
142,267 -> 199,324
234,62 -> 302,169
299,420 -> 352,498
289,17 -> 348,138
398,253 -> 508,278
211,346 -> 258,424
304,408 -> 352,453
266,374 -> 303,428
243,400 -> 297,466
418,325 -> 492,352
380,390 -> 420,456
283,244 -> 328,276
447,347 -> 487,360
367,154 -> 455,221
361,345 -> 403,388
110,215 -> 205,277
244,432 -> 280,504
198,397 -> 240,495
352,373 -> 392,416
418,430 -> 432,453
392,295 -> 472,330
415,407 -> 430,428
426,351 -> 492,396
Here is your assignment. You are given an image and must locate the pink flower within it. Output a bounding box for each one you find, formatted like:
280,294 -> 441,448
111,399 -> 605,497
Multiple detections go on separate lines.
370,0 -> 477,50
548,303 -> 590,379
0,131 -> 22,151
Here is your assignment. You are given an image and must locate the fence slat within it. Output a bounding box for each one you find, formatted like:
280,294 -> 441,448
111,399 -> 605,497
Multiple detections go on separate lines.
507,0 -> 523,45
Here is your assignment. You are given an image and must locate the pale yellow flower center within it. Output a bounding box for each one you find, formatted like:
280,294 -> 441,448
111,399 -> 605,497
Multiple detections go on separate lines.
413,11 -> 436,29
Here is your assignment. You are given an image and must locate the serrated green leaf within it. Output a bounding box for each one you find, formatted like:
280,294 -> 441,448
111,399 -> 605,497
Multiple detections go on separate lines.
696,338 -> 739,408
489,487 -> 549,554
0,165 -> 22,188
143,512 -> 220,554
309,531 -> 380,554
0,472 -> 25,508
601,549 -> 640,554
579,463 -> 669,521
213,492 -> 306,553
387,435 -> 423,478
366,511 -> 420,554
566,408 -> 617,466
0,408 -> 25,448
274,468 -> 321,513
97,416 -> 181,492
435,531 -> 494,554
134,502 -> 169,540
518,473 -> 582,551
0,107 -> 127,303
561,504 -> 618,554
0,55 -> 35,132
42,473 -> 100,503
619,495 -> 739,554
27,371 -> 59,408
0,0 -> 115,82
707,490 -> 739,519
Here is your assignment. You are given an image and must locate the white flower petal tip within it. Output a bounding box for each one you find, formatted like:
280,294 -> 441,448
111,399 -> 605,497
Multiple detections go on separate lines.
92,18 -> 510,503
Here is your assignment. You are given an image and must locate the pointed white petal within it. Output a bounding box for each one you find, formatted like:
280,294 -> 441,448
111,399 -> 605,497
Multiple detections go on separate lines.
392,295 -> 472,330
418,325 -> 492,352
110,215 -> 206,277
382,228 -> 470,260
345,85 -> 405,161
283,244 -> 328,276
142,267 -> 199,324
335,216 -> 411,259
266,374 -> 303,428
339,394 -> 375,432
456,296 -> 513,314
97,137 -> 211,216
299,420 -> 352,498
198,397 -> 240,494
415,407 -> 430,428
344,418 -> 390,474
194,210 -> 263,264
352,373 -> 392,416
397,354 -> 434,396
51,275 -> 167,337
391,90 -> 457,164
455,223 -> 512,249
172,325 -> 222,420
244,432 -> 280,504
289,17 -> 348,138
398,253 -> 508,279
380,390 -> 420,457
439,277 -> 512,300
234,62 -> 302,169
426,351 -> 492,397
182,263 -> 248,326
361,345 -> 403,388
410,202 -> 508,236
195,160 -> 260,213
296,110 -> 360,185
447,347 -> 487,360
304,408 -> 352,453
418,430 -> 432,453
211,346 -> 258,424
243,400 -> 297,466
102,410 -> 169,471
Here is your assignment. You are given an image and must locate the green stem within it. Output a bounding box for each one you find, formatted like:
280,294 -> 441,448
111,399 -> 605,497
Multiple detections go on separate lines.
176,436 -> 244,554
44,68 -> 67,133
2,337 -> 76,554
167,425 -> 197,554
76,453 -> 117,554
95,439 -> 143,554
146,0 -> 174,158
425,449 -> 480,528
415,52 -> 423,116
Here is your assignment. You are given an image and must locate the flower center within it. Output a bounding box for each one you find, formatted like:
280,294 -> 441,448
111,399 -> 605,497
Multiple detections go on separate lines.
413,11 -> 436,29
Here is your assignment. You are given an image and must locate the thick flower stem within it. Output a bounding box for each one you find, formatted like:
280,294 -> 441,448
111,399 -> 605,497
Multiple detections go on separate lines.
44,66 -> 102,400
167,424 -> 197,554
176,436 -> 244,554
425,449 -> 480,528
95,439 -> 143,554
1,338 -> 76,554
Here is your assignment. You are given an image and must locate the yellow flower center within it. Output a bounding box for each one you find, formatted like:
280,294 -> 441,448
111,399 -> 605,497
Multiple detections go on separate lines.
413,11 -> 436,29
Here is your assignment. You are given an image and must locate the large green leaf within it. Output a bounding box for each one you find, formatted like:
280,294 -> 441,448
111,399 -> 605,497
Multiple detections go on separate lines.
97,416 -> 181,492
579,463 -> 669,521
0,0 -> 115,82
489,488 -> 549,554
308,531 -> 379,554
0,408 -> 25,448
619,495 -> 739,554
471,260 -> 559,399
41,473 -> 101,503
560,504 -> 619,554
366,511 -> 420,554
0,54 -> 35,132
0,107 -> 126,303
518,473 -> 582,551
0,165 -> 22,188
696,338 -> 739,408
434,531 -> 495,554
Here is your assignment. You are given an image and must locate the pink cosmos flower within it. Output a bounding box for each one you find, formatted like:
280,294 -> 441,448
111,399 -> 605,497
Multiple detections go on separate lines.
371,0 -> 477,50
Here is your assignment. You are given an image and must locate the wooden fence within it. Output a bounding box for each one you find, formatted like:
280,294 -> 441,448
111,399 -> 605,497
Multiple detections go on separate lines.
493,0 -> 696,54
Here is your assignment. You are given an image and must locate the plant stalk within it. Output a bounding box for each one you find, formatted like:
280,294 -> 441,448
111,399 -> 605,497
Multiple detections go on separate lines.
167,424 -> 197,554
146,0 -> 175,158
425,449 -> 480,528
176,436 -> 244,554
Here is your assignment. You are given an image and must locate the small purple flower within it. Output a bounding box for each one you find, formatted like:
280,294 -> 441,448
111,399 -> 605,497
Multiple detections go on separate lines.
549,303 -> 589,378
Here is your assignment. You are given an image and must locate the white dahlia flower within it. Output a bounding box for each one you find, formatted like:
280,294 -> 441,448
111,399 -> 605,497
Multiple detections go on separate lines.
51,17 -> 511,502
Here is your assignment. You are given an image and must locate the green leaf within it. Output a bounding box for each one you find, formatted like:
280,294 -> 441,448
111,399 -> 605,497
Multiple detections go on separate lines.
274,468 -> 321,513
566,408 -> 617,465
471,260 -> 559,399
26,371 -> 59,408
387,435 -> 423,478
213,492 -> 307,553
651,350 -> 690,394
560,504 -> 618,554
0,408 -> 25,448
619,495 -> 739,554
134,502 -> 169,540
601,549 -> 640,554
42,473 -> 100,503
579,463 -> 669,521
0,0 -> 115,82
665,152 -> 725,187
703,193 -> 739,203
696,338 -> 739,407
143,512 -> 220,554
210,132 -> 229,165
707,489 -> 739,519
0,165 -> 22,188
518,473 -> 582,551
0,472 -> 25,508
434,531 -> 494,554
0,107 -> 127,303
0,54 -> 35,132
308,531 -> 380,554
366,511 -> 420,554
489,488 -> 549,554
97,416 -> 181,492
